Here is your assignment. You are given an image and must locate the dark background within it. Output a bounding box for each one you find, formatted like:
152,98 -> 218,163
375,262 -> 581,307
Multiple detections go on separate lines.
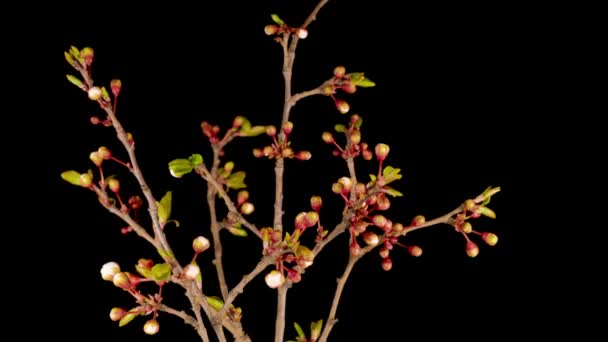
15,0 -> 588,340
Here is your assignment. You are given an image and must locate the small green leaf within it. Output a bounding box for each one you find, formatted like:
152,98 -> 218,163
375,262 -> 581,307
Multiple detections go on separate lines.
157,191 -> 172,225
227,226 -> 248,237
240,125 -> 267,137
294,322 -> 306,338
227,171 -> 247,190
477,206 -> 496,219
119,311 -> 139,327
334,124 -> 345,132
60,170 -> 82,186
188,154 -> 203,167
66,74 -> 84,89
382,166 -> 402,184
168,158 -> 194,178
157,248 -> 175,261
353,78 -> 376,87
384,187 -> 403,197
69,45 -> 81,59
207,296 -> 224,311
310,319 -> 323,340
347,72 -> 365,82
64,52 -> 77,68
271,14 -> 284,25
353,116 -> 363,128
101,86 -> 111,101
135,265 -> 153,279
151,263 -> 172,282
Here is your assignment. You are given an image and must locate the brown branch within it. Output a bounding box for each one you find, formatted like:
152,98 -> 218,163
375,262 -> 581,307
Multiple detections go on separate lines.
209,146 -> 230,300
159,303 -> 210,342
317,254 -> 359,342
274,285 -> 289,342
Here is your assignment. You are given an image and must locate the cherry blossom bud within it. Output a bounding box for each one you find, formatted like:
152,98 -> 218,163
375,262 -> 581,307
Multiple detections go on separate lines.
143,319 -> 160,335
376,195 -> 391,210
296,28 -> 308,39
264,24 -> 279,35
379,246 -> 390,258
89,152 -> 103,167
287,269 -> 301,283
372,215 -> 388,229
310,196 -> 322,211
350,243 -> 362,256
349,130 -> 361,144
381,257 -> 393,271
237,190 -> 249,206
411,215 -> 426,226
112,272 -> 131,289
88,86 -> 102,101
193,236 -> 211,253
335,99 -> 350,114
321,132 -> 334,144
107,178 -> 120,193
463,199 -> 476,211
78,173 -> 93,188
240,202 -> 255,215
408,246 -> 423,257
392,223 -> 404,235
295,151 -> 312,160
109,307 -> 127,321
466,241 -> 479,258
461,222 -> 473,234
110,79 -> 122,97
266,125 -> 277,136
265,270 -> 285,289
338,177 -> 352,193
101,262 -> 121,281
282,121 -> 293,135
481,232 -> 498,246
137,258 -> 154,269
252,148 -> 265,158
374,143 -> 390,161
183,263 -> 201,280
334,66 -> 346,78
80,47 -> 94,66
362,231 -> 379,246
98,146 -> 112,160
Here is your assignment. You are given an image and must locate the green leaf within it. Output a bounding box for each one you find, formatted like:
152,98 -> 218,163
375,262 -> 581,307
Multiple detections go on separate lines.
353,78 -> 376,87
64,52 -> 77,68
271,14 -> 284,25
310,319 -> 323,340
157,191 -> 172,225
240,125 -> 267,137
101,86 -> 110,101
157,248 -> 175,261
207,296 -> 224,311
227,171 -> 247,190
294,322 -> 306,338
382,166 -> 402,184
66,74 -> 84,89
384,187 -> 403,197
135,265 -> 153,279
477,206 -> 496,219
119,311 -> 139,327
151,263 -> 172,282
188,154 -> 204,167
227,226 -> 248,237
347,72 -> 365,82
168,158 -> 194,178
60,170 -> 82,186
334,124 -> 345,133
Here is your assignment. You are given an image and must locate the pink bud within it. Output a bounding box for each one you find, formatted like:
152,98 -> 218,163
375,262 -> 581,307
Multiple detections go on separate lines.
362,231 -> 379,246
408,246 -> 423,257
349,130 -> 361,144
296,28 -> 308,39
287,269 -> 301,283
237,190 -> 249,206
252,148 -> 265,158
282,121 -> 294,135
107,178 -> 120,193
128,195 -> 143,210
321,131 -> 334,144
379,246 -> 390,258
97,146 -> 112,160
338,177 -> 352,194
376,195 -> 391,210
80,47 -> 94,66
335,99 -> 350,114
372,215 -> 388,228
137,258 -> 154,269
481,232 -> 499,246
411,215 -> 426,226
240,202 -> 255,215
461,221 -> 473,234
341,82 -> 357,94
89,152 -> 103,167
295,151 -> 312,160
112,272 -> 131,289
110,79 -> 122,97
466,241 -> 479,258
381,257 -> 393,271
264,24 -> 279,35
266,125 -> 277,136
79,173 -> 93,188
310,196 -> 323,211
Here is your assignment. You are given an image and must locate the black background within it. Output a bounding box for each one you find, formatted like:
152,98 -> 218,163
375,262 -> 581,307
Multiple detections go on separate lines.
14,0 -> 589,340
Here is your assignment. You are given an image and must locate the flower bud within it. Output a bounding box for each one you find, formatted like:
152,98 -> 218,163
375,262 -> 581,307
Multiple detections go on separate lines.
408,245 -> 423,257
321,132 -> 334,144
381,257 -> 393,271
374,143 -> 390,161
461,221 -> 473,234
137,258 -> 154,269
287,269 -> 301,283
335,99 -> 350,114
376,195 -> 391,210
372,214 -> 388,229
391,223 -> 404,235
282,121 -> 293,135
80,47 -> 94,66
264,24 -> 279,35
110,79 -> 122,97
89,152 -> 103,167
240,202 -> 255,215
79,173 -> 93,187
295,151 -> 312,160
98,146 -> 112,160
481,232 -> 498,246
266,125 -> 277,136
109,307 -> 127,321
88,86 -> 102,101
466,241 -> 479,258
112,272 -> 131,289
265,270 -> 285,289
101,262 -> 121,281
337,177 -> 352,193
310,195 -> 322,211
237,190 -> 249,206
362,231 -> 379,246
107,178 -> 120,193
143,319 -> 160,335
193,236 -> 211,253
349,130 -> 361,144
183,263 -> 201,280
463,199 -> 476,211
411,215 -> 426,226
128,195 -> 143,210
379,246 -> 390,258
333,65 -> 346,78
252,148 -> 265,158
